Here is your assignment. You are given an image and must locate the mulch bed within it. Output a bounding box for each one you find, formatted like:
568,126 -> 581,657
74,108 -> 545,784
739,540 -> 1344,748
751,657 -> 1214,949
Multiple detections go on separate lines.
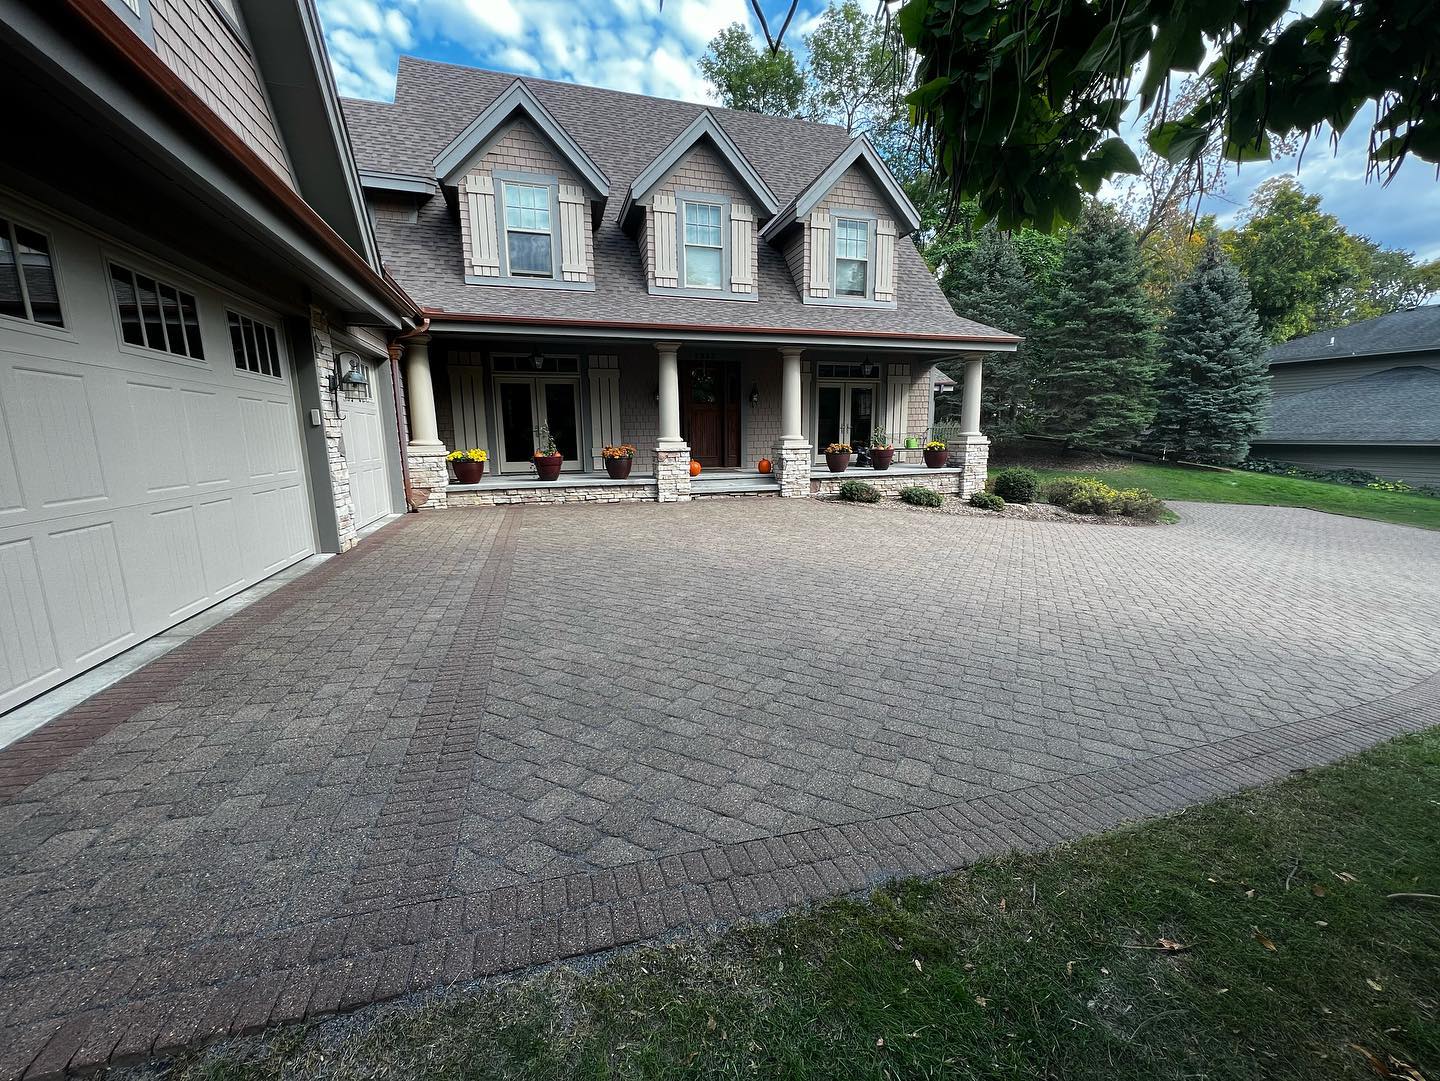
827,494 -> 1160,527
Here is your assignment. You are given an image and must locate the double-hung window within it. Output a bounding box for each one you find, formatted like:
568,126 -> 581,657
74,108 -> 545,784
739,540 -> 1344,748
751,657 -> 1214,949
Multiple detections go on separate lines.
682,201 -> 724,289
834,217 -> 870,299
502,182 -> 554,278
0,216 -> 64,328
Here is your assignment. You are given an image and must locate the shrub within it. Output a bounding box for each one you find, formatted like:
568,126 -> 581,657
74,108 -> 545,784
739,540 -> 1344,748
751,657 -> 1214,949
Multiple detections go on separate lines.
837,479 -> 880,503
969,491 -> 1005,511
1114,487 -> 1167,522
991,467 -> 1040,504
1367,477 -> 1413,493
899,486 -> 943,507
1047,476 -> 1119,516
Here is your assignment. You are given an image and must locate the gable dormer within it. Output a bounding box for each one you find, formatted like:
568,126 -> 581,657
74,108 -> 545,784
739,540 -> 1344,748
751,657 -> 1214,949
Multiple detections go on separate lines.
762,136 -> 921,309
433,80 -> 609,289
620,112 -> 779,302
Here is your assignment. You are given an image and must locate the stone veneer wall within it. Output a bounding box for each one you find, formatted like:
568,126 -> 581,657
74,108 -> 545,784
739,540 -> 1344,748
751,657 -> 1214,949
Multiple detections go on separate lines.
811,470 -> 962,499
308,306 -> 358,550
655,446 -> 693,502
448,482 -> 658,507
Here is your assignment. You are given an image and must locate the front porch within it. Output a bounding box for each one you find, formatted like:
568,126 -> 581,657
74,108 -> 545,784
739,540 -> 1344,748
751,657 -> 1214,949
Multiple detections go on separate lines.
394,334 -> 992,508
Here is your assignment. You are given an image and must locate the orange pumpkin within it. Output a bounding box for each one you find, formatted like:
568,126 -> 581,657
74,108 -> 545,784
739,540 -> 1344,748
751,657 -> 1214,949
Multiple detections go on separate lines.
757,458 -> 772,474
689,460 -> 702,477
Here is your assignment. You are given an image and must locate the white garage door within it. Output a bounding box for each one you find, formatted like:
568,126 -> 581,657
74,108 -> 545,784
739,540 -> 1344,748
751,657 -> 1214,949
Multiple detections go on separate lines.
340,359 -> 392,529
0,205 -> 315,714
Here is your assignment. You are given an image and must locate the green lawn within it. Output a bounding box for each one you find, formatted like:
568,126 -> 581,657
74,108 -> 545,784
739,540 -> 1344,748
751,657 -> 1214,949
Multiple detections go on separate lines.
1016,461 -> 1440,531
163,732 -> 1440,1081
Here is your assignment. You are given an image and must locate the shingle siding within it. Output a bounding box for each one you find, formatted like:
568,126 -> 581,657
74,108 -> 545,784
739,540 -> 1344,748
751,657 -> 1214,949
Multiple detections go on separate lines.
1270,353 -> 1440,396
1248,444 -> 1440,487
149,0 -> 295,187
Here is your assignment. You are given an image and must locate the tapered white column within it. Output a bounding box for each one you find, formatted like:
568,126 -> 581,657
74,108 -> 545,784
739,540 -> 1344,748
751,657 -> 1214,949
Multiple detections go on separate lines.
961,357 -> 984,436
656,340 -> 684,450
779,345 -> 805,444
404,334 -> 443,449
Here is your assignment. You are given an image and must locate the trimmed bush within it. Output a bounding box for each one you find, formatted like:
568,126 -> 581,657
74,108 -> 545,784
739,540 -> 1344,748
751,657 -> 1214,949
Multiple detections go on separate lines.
899,486 -> 943,508
1114,487 -> 1167,522
969,491 -> 1006,511
837,479 -> 881,503
991,467 -> 1040,504
1046,476 -> 1119,516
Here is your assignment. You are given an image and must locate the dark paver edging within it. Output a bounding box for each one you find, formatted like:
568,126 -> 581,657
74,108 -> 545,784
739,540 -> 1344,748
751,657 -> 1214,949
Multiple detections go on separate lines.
12,668 -> 1439,1079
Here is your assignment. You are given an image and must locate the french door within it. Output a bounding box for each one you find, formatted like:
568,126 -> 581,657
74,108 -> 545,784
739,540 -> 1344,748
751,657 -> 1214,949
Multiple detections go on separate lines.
494,375 -> 583,474
815,380 -> 879,461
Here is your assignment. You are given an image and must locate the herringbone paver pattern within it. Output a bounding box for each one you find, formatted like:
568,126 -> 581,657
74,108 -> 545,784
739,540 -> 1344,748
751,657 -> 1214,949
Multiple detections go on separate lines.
2,500 -> 1437,1078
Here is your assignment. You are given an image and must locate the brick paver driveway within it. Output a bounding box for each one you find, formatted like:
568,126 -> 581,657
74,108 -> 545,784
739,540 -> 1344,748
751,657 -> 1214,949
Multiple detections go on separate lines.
4,499 -> 1438,1077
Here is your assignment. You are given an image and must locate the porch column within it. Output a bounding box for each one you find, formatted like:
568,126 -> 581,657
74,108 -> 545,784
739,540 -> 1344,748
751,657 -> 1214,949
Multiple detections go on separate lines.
773,345 -> 811,498
653,341 -> 691,502
952,356 -> 990,500
401,334 -> 448,510
961,357 -> 984,436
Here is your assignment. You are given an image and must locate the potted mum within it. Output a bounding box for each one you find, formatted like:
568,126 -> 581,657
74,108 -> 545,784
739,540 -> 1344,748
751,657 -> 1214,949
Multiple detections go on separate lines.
923,439 -> 950,468
446,447 -> 487,484
602,443 -> 637,480
869,428 -> 895,471
533,425 -> 563,481
824,442 -> 852,473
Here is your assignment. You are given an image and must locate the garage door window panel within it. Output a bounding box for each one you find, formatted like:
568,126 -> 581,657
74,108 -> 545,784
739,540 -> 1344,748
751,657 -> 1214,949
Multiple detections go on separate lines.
228,311 -> 282,378
0,216 -> 64,328
109,262 -> 204,360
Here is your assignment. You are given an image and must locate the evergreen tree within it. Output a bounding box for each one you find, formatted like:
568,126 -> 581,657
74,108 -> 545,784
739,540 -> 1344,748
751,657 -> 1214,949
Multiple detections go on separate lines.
939,226 -> 1033,432
1151,240 -> 1270,463
1031,204 -> 1160,448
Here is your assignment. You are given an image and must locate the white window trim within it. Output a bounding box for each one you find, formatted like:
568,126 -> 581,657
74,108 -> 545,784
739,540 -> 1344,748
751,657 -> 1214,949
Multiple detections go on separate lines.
103,252 -> 209,368
833,215 -> 872,301
0,211 -> 71,341
648,189 -> 758,303
226,308 -> 287,381
681,199 -> 725,291
499,178 -> 557,280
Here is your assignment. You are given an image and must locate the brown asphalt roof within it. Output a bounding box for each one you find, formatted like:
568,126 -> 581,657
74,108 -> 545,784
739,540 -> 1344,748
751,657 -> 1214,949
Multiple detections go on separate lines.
340,56 -> 1016,346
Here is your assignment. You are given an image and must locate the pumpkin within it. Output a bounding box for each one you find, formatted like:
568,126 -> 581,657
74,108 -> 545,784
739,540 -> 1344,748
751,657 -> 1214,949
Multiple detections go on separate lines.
689,460 -> 702,477
757,458 -> 772,474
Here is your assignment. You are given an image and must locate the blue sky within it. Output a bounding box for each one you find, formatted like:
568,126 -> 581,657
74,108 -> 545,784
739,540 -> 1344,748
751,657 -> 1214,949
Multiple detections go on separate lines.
318,0 -> 1440,263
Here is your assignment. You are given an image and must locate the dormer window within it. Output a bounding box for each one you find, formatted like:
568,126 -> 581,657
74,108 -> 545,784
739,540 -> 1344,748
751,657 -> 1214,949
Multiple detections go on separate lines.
834,217 -> 870,298
502,181 -> 555,278
682,201 -> 724,289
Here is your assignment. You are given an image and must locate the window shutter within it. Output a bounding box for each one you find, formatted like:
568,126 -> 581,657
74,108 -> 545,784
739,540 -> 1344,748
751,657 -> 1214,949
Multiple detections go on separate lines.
587,354 -> 621,469
558,184 -> 589,282
461,172 -> 500,277
729,202 -> 755,293
886,362 -> 910,444
651,191 -> 678,287
874,217 -> 897,302
809,208 -> 831,298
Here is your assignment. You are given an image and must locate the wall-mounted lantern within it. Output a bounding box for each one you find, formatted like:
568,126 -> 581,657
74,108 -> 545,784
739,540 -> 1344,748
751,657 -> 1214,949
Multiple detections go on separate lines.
329,350 -> 371,415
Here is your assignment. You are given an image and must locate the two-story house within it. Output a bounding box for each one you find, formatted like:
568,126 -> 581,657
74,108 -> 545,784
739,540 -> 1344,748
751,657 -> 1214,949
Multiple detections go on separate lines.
0,0 -> 419,716
342,58 -> 1019,507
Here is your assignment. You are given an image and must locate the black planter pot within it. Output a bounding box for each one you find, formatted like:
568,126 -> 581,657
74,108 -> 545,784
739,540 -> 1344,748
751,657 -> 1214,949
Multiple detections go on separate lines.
534,454 -> 563,481
870,447 -> 895,471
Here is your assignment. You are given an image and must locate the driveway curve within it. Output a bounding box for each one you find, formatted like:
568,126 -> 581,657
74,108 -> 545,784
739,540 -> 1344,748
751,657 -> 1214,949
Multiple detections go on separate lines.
2,499 -> 1437,1078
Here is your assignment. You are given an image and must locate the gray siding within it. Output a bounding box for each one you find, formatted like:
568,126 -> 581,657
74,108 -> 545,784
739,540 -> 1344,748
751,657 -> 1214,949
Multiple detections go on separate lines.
1249,443 -> 1440,487
1270,354 -> 1440,396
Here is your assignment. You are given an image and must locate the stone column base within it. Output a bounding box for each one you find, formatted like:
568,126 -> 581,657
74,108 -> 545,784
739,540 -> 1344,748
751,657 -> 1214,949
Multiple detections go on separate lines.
949,434 -> 990,499
406,446 -> 449,510
655,443 -> 692,503
773,440 -> 813,498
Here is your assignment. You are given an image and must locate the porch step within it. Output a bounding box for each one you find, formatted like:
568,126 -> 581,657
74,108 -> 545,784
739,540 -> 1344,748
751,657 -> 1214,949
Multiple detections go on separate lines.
690,474 -> 780,497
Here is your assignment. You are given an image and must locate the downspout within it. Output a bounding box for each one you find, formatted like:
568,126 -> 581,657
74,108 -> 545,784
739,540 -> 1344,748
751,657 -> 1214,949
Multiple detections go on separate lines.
389,317 -> 431,511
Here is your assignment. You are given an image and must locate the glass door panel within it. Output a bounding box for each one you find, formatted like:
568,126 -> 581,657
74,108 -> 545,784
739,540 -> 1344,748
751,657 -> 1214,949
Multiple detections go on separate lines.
540,379 -> 581,469
848,385 -> 875,449
496,378 -> 537,473
816,383 -> 842,460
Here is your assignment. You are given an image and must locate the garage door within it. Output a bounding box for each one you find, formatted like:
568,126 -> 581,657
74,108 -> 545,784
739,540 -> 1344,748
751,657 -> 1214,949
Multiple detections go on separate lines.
340,358 -> 392,529
0,207 -> 315,714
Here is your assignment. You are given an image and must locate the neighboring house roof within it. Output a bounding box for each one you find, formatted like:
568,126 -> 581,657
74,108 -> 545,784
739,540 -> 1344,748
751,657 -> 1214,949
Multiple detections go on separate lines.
1267,305 -> 1440,366
760,136 -> 922,241
931,365 -> 956,391
432,79 -> 610,203
621,110 -> 779,224
341,56 -> 1014,346
1258,366 -> 1440,444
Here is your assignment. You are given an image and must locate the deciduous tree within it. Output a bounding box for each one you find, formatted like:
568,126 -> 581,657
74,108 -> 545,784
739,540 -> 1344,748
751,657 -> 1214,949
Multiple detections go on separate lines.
698,23 -> 806,117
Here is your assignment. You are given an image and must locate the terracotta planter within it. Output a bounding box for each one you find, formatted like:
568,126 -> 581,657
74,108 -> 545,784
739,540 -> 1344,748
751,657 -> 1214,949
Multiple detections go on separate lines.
534,454 -> 563,481
604,457 -> 633,480
923,447 -> 950,469
870,447 -> 895,471
452,459 -> 485,484
825,451 -> 851,473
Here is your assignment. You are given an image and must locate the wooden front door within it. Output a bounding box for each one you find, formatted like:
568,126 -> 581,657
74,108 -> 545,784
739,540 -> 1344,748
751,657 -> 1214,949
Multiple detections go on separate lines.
683,361 -> 741,467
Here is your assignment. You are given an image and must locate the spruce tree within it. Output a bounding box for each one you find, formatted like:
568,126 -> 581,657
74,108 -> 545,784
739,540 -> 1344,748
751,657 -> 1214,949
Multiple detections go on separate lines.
1031,203 -> 1160,448
1151,240 -> 1270,462
940,226 -> 1033,432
